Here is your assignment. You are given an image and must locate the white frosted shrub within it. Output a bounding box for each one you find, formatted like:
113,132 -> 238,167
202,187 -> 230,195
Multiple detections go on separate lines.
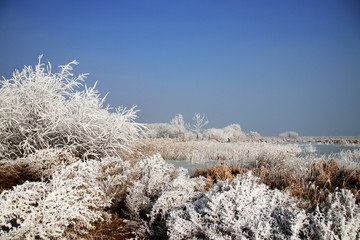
167,172 -> 307,240
279,131 -> 299,138
146,123 -> 179,138
38,162 -> 113,239
149,173 -> 206,224
0,182 -> 48,239
304,189 -> 360,240
125,154 -> 207,237
247,131 -> 261,138
0,159 -> 114,239
203,124 -> 246,141
95,157 -> 134,205
126,154 -> 186,217
0,56 -> 144,160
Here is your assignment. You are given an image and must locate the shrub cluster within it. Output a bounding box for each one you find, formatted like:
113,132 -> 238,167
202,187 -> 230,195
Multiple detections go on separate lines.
168,172 -> 360,239
0,152 -> 206,239
146,114 -> 260,141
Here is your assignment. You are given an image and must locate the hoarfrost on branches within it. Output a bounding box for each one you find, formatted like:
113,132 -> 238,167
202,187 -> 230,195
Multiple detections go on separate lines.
170,114 -> 187,139
0,56 -> 144,160
190,113 -> 209,139
126,154 -> 206,220
167,172 -> 307,240
0,159 -> 114,239
203,124 -> 246,142
303,189 -> 360,239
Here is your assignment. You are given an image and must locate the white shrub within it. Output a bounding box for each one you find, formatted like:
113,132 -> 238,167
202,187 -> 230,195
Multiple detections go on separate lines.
0,56 -> 144,160
145,123 -> 179,138
167,172 -> 307,240
0,152 -> 206,239
123,154 -> 207,238
0,159 -> 114,239
0,181 -> 48,239
279,131 -> 299,138
149,174 -> 206,224
247,131 -> 261,138
203,124 -> 246,142
126,154 -> 194,217
303,189 -> 360,240
38,161 -> 113,239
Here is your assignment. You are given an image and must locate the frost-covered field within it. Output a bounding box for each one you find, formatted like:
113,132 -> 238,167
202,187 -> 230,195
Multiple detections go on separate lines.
1,58 -> 359,239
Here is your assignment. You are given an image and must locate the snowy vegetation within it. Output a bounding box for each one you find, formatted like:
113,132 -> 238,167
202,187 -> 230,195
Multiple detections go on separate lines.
0,56 -> 144,160
280,131 -> 300,138
168,172 -> 307,239
140,139 -> 303,166
0,57 -> 359,239
146,113 -> 260,141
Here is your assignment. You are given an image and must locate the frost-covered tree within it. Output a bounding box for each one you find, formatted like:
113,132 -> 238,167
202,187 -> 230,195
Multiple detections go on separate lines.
0,56 -> 144,160
170,114 -> 187,139
190,113 -> 209,139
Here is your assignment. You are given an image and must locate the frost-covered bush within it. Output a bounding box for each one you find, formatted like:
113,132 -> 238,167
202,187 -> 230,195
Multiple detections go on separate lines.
0,56 -> 144,160
0,160 -> 114,239
126,154 -> 179,218
247,131 -> 261,138
304,189 -> 360,239
145,123 -> 179,138
0,182 -> 48,239
279,131 -> 299,138
0,152 -> 207,239
202,127 -> 225,141
167,172 -> 307,239
126,154 -> 206,220
203,124 -> 246,141
119,154 -> 206,238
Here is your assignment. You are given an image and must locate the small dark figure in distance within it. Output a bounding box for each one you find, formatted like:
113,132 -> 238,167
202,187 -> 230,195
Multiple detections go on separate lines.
227,138 -> 230,143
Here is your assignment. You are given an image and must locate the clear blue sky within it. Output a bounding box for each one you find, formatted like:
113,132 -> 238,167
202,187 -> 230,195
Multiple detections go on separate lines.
1,0 -> 359,136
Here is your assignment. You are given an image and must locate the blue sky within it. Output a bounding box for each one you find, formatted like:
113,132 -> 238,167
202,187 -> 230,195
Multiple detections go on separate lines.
1,0 -> 359,136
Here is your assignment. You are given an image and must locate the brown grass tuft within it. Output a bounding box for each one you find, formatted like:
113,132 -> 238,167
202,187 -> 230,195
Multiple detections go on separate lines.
0,162 -> 40,193
193,164 -> 247,190
84,214 -> 147,240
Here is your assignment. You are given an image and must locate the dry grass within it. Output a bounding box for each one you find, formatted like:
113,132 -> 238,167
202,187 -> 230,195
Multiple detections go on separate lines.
193,159 -> 360,207
0,162 -> 40,193
193,164 -> 247,190
84,214 -> 147,240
